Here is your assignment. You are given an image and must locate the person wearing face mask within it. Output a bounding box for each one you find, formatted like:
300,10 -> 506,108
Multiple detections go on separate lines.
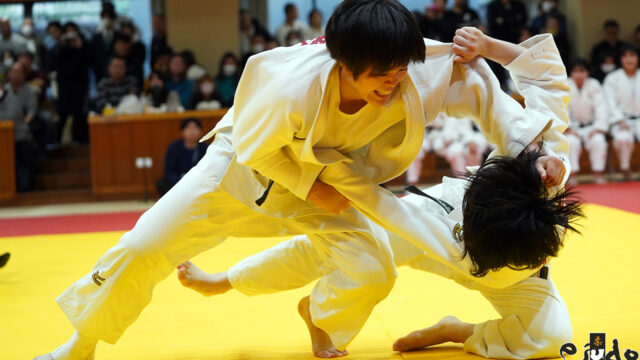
590,20 -> 631,81
143,71 -> 169,108
0,18 -> 27,75
19,18 -> 44,70
592,51 -> 617,83
603,45 -> 640,181
530,0 -> 567,40
215,52 -> 240,107
90,5 -> 117,81
239,9 -> 272,58
242,33 -> 267,68
285,30 -> 303,47
188,75 -> 222,111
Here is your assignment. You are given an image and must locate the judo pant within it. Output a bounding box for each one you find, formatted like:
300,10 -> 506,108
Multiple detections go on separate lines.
610,123 -> 636,171
56,128 -> 396,350
229,235 -> 572,359
567,127 -> 608,173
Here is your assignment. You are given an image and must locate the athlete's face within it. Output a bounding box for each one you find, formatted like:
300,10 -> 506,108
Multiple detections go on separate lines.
342,64 -> 409,107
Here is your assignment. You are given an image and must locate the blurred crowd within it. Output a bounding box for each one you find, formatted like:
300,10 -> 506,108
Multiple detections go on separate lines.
3,0 -> 640,193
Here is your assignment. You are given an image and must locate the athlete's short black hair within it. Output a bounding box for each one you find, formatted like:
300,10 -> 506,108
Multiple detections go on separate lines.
461,147 -> 583,277
569,58 -> 590,73
325,0 -> 425,79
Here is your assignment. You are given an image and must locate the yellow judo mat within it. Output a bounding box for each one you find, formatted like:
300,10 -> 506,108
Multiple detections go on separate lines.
1,203 -> 639,359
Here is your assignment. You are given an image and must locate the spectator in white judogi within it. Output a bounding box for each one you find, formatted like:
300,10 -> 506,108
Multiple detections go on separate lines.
431,114 -> 490,176
275,3 -> 309,46
566,59 -> 609,184
603,44 -> 640,180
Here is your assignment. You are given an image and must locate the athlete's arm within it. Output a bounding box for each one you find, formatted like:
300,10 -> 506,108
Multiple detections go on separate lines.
452,26 -> 525,65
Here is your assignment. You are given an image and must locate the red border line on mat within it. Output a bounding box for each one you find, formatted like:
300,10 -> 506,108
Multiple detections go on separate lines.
0,211 -> 144,237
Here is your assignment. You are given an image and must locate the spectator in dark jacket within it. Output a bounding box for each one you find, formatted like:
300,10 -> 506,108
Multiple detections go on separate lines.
443,0 -> 480,41
52,22 -> 91,143
590,19 -> 631,74
155,118 -> 208,196
112,31 -> 144,88
95,56 -> 138,112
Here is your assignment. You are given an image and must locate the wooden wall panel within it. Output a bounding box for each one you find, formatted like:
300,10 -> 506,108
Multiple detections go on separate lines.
89,110 -> 226,196
0,121 -> 15,200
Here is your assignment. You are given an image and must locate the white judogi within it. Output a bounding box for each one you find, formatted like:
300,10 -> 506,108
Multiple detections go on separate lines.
603,69 -> 640,171
56,35 -> 567,350
227,178 -> 571,359
566,78 -> 609,173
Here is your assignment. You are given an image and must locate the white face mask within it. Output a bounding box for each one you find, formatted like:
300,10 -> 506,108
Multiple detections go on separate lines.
251,43 -> 265,53
541,1 -> 556,13
3,58 -> 13,67
601,63 -> 616,74
200,82 -> 214,94
222,64 -> 237,76
21,25 -> 34,37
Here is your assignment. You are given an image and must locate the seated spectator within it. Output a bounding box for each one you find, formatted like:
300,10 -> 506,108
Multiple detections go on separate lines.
215,52 -> 240,108
43,21 -> 62,72
603,44 -> 640,181
305,8 -> 325,40
165,53 -> 194,108
591,20 -> 630,76
95,56 -> 138,113
155,117 -> 208,196
241,33 -> 266,67
143,71 -> 169,108
151,15 -> 168,67
0,18 -> 28,75
239,9 -> 272,57
112,32 -> 144,88
592,50 -> 617,83
275,3 -> 309,45
530,0 -> 567,39
18,51 -> 47,95
418,0 -> 448,42
265,39 -> 279,50
443,0 -> 480,41
181,50 -> 206,81
565,59 -> 609,184
189,75 -> 222,110
0,62 -> 38,191
52,22 -> 91,143
152,46 -> 173,77
285,30 -> 303,46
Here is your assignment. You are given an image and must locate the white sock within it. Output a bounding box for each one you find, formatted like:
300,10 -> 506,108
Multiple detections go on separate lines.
51,331 -> 97,360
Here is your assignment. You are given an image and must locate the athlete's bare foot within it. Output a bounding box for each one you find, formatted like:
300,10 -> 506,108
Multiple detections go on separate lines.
393,316 -> 474,352
176,261 -> 232,297
298,296 -> 348,358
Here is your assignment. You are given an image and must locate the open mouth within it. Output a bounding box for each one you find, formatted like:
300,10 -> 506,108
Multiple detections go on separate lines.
374,89 -> 392,97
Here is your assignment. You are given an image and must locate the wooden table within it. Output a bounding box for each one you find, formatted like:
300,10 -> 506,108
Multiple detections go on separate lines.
0,121 -> 15,200
88,110 -> 227,196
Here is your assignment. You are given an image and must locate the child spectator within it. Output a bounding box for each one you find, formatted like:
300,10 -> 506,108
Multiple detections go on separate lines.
215,52 -> 240,107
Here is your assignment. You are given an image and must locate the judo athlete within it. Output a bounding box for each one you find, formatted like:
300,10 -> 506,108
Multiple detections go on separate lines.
565,59 -> 610,184
603,44 -> 640,180
36,0 -> 570,359
177,147 -> 582,359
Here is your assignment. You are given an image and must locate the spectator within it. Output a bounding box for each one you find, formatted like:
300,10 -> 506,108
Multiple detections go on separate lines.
51,22 -> 91,143
239,9 -> 272,57
189,75 -> 222,110
242,33 -> 266,67
18,51 -> 47,96
285,30 -> 303,46
19,18 -> 44,70
603,44 -> 640,181
305,8 -> 325,40
565,59 -> 609,185
590,20 -> 630,75
18,51 -> 54,152
215,52 -> 240,108
592,50 -> 617,83
1,50 -> 15,83
152,46 -> 173,77
0,18 -> 28,74
118,22 -> 146,84
112,32 -> 144,88
530,0 -> 567,38
275,3 -> 309,46
418,1 -> 448,42
165,53 -> 194,108
0,62 -> 38,191
143,71 -> 169,108
95,56 -> 138,113
265,39 -> 279,50
487,0 -> 528,44
155,117 -> 208,196
91,3 -> 118,81
443,0 -> 480,41
43,21 -> 62,72
181,50 -> 206,81
151,15 -> 169,67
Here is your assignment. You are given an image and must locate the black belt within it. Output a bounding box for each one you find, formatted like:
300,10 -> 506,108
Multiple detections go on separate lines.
577,122 -> 594,128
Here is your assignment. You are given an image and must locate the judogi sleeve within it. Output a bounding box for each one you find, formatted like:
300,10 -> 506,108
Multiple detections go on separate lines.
442,34 -> 571,175
231,56 -> 324,200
